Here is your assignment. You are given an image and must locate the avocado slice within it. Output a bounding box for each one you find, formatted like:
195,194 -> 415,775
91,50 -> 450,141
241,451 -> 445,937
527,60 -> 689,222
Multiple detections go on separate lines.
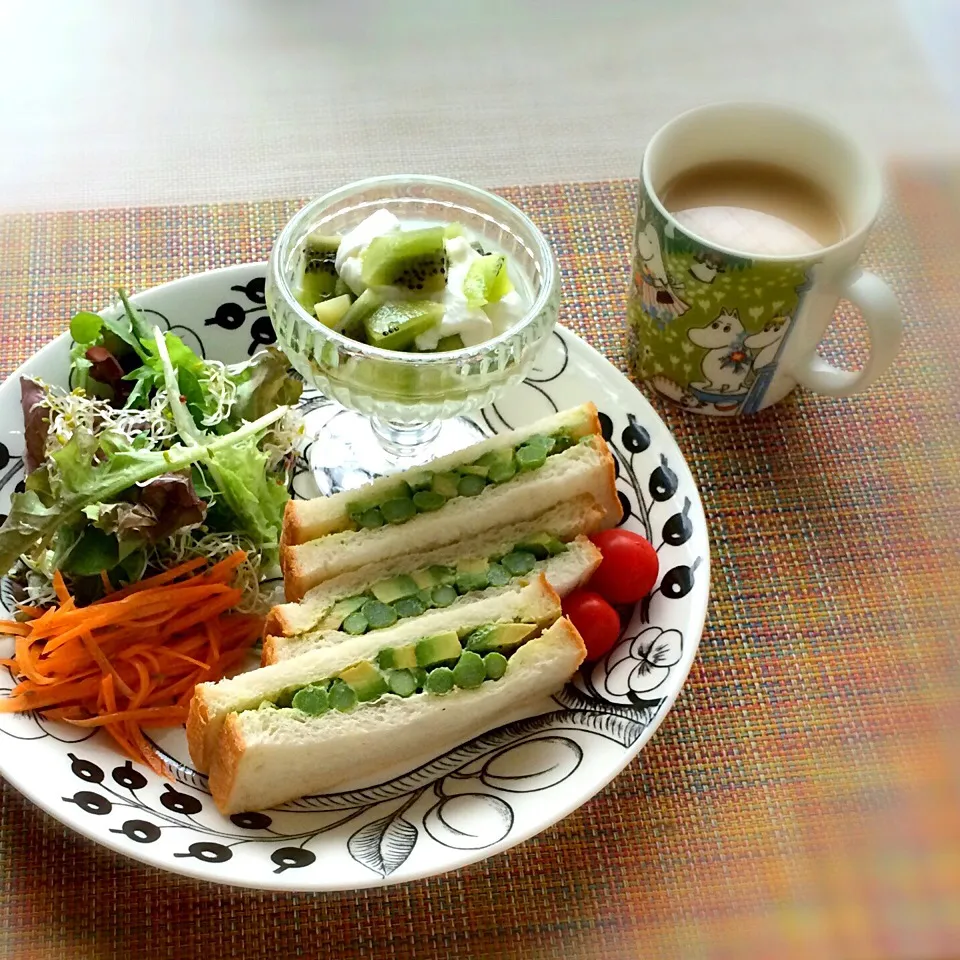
370,574 -> 419,604
410,567 -> 440,590
455,557 -> 490,593
393,644 -> 418,670
431,472 -> 460,500
458,463 -> 489,478
338,661 -> 389,702
327,595 -> 368,628
515,532 -> 567,560
415,631 -> 462,668
464,622 -> 537,653
407,473 -> 433,493
377,644 -> 419,671
428,565 -> 457,585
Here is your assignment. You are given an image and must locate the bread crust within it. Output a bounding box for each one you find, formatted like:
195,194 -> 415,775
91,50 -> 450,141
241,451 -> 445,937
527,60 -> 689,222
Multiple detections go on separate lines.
587,434 -> 624,530
185,689 -> 213,774
208,712 -> 245,813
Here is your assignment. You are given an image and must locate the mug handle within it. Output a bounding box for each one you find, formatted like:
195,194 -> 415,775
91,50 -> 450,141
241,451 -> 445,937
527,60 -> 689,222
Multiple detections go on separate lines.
789,270 -> 903,397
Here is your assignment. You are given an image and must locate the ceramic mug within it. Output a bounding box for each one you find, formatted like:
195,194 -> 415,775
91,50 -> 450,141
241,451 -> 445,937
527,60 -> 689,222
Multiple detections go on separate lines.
626,102 -> 903,415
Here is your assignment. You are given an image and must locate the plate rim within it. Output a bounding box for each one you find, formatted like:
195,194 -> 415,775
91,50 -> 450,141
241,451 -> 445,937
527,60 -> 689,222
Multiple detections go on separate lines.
0,263 -> 710,890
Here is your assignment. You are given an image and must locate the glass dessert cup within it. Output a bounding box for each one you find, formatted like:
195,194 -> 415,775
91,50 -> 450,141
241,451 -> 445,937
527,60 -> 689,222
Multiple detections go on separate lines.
266,175 -> 560,494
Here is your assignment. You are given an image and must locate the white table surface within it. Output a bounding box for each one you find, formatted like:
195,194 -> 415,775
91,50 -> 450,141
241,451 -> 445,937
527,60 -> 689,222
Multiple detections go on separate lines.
1,0 -> 958,214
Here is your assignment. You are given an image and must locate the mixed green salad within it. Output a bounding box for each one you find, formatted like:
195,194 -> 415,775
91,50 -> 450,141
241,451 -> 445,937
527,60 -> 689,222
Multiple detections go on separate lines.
0,291 -> 303,609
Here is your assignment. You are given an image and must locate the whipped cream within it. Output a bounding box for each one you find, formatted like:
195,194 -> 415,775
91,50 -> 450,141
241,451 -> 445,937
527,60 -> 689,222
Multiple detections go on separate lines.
333,209 -> 527,349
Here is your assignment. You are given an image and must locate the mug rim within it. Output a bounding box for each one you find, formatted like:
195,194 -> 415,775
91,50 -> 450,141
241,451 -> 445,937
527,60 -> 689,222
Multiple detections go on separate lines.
641,100 -> 884,264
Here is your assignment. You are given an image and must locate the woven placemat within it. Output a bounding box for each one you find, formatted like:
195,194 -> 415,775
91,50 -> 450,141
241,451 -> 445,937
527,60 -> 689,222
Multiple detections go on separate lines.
0,171 -> 957,960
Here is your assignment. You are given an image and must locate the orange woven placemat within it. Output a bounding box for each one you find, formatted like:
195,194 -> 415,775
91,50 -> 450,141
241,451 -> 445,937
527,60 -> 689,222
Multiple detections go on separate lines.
0,169 -> 957,960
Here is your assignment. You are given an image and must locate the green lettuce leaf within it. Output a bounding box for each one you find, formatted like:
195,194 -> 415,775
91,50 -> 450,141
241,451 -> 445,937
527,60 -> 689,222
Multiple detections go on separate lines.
0,407 -> 288,574
229,348 -> 303,422
207,438 -> 288,551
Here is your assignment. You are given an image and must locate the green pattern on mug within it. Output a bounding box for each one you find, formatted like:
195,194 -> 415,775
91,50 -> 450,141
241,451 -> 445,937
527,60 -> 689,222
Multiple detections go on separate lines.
627,193 -> 814,413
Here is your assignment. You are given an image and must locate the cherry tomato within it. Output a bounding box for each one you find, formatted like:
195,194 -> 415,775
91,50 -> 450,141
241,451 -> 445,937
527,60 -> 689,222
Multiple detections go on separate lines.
588,529 -> 659,604
563,590 -> 621,661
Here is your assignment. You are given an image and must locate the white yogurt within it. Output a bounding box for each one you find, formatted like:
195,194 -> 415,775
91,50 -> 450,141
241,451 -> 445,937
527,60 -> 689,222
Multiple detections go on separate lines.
331,209 -> 528,348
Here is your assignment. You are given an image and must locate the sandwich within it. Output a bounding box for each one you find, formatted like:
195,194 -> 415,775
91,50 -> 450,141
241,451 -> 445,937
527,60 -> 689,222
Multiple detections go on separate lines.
280,402 -> 620,601
262,497 -> 604,663
187,575 -> 586,814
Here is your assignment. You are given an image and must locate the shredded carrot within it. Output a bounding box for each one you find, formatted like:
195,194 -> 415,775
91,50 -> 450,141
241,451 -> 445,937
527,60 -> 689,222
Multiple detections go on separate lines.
52,570 -> 71,605
0,551 -> 262,774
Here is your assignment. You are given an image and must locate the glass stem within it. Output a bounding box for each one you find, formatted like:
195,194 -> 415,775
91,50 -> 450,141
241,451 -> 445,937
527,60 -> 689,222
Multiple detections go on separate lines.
371,418 -> 442,459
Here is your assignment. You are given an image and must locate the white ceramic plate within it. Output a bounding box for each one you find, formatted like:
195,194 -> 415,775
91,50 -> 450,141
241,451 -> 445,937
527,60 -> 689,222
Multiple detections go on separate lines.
0,265 -> 709,890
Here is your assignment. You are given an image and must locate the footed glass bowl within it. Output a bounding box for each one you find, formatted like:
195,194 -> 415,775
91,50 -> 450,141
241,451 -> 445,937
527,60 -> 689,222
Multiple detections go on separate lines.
266,175 -> 559,473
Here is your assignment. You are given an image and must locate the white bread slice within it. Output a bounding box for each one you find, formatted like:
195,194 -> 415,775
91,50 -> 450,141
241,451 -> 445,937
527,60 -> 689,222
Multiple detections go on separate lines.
187,576 -> 561,773
262,535 -> 600,664
281,402 -> 602,548
264,493 -> 603,636
208,617 -> 586,814
282,435 -> 619,600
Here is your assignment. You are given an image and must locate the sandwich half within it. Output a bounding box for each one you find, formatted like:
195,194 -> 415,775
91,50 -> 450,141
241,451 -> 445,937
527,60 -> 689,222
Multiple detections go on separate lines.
262,496 -> 603,663
188,575 -> 562,775
280,403 -> 620,599
209,615 -> 585,814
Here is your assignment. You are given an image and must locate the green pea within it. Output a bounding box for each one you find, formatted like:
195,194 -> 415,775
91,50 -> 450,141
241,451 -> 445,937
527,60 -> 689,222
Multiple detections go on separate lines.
342,611 -> 369,635
417,587 -> 436,608
413,490 -> 446,513
377,648 -> 397,670
292,684 -> 329,716
487,459 -> 517,484
388,669 -> 418,697
483,652 -> 508,680
452,650 -> 486,689
431,584 -> 457,607
329,680 -> 358,712
381,497 -> 416,524
457,474 -> 487,497
394,595 -> 426,619
455,571 -> 490,594
485,563 -> 511,587
413,667 -> 429,690
501,550 -> 537,575
361,599 -> 398,629
425,667 -> 455,694
515,445 -> 546,471
358,507 -> 384,529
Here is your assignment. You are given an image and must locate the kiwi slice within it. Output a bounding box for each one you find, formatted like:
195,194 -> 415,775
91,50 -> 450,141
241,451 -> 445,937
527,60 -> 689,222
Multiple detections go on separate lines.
361,227 -> 447,293
298,234 -> 341,308
305,232 -> 341,255
314,294 -> 353,329
364,301 -> 444,351
463,254 -> 513,308
338,289 -> 383,340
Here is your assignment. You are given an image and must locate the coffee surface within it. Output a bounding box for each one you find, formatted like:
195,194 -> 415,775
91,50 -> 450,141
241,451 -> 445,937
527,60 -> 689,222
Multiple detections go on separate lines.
660,160 -> 844,256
